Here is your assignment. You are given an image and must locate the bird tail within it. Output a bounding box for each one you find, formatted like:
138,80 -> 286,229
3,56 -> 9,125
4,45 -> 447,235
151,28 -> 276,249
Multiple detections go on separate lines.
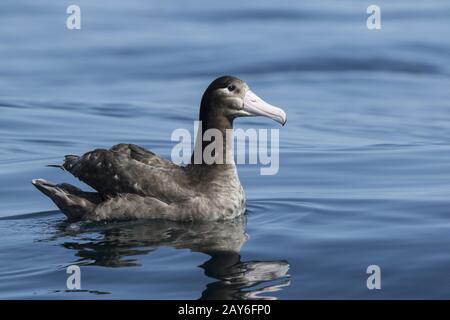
31,179 -> 98,221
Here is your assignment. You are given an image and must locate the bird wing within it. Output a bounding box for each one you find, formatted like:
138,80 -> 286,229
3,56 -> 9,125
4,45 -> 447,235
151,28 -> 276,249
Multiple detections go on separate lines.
109,143 -> 178,168
63,144 -> 195,201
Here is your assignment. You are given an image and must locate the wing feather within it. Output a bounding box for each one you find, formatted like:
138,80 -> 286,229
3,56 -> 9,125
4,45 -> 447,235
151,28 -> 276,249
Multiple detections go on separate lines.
63,144 -> 194,201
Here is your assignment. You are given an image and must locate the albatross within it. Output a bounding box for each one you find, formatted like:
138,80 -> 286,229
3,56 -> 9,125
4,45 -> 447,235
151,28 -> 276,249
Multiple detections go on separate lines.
32,76 -> 287,221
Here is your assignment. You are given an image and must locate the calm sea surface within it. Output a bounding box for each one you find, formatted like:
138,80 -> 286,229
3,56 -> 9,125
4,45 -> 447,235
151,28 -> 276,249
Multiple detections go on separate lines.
1,0 -> 450,299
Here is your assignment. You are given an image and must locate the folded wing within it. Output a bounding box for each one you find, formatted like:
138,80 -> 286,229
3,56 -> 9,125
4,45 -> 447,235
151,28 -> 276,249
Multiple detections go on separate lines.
63,143 -> 195,201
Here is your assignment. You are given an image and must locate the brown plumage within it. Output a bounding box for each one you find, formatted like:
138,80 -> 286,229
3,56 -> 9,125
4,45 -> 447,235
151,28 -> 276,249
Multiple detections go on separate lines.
32,76 -> 286,222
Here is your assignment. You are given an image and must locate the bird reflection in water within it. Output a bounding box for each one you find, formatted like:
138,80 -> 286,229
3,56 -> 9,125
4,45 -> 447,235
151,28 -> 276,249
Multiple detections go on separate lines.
54,216 -> 290,299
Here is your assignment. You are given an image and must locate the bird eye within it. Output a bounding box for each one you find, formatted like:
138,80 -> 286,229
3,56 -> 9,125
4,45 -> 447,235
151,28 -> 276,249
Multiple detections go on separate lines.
227,85 -> 236,92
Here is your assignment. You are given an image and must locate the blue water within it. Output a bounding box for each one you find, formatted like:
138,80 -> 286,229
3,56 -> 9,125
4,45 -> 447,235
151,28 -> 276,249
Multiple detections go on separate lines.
1,0 -> 450,299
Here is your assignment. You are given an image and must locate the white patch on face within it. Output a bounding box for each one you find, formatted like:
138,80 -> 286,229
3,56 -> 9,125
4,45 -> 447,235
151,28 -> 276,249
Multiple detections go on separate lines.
216,87 -> 243,108
217,84 -> 251,117
216,87 -> 234,95
228,96 -> 244,106
217,87 -> 241,97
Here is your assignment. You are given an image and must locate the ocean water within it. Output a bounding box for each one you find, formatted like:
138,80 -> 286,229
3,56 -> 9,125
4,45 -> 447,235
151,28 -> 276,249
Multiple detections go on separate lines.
1,0 -> 450,299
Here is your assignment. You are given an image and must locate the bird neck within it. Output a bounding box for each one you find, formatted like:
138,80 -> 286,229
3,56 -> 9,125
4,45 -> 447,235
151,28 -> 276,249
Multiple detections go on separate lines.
190,110 -> 234,166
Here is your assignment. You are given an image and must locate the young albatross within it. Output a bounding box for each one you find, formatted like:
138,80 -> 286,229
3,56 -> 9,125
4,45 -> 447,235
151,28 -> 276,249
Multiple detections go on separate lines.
32,76 -> 287,222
